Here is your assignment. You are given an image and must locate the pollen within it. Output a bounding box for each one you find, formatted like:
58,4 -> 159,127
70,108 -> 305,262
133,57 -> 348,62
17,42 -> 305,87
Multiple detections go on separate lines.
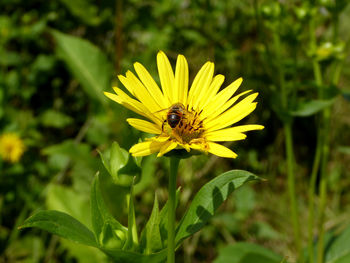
163,107 -> 206,145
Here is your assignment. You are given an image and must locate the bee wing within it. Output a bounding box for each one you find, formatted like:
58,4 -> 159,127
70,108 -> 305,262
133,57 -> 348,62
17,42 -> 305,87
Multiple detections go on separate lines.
154,108 -> 168,114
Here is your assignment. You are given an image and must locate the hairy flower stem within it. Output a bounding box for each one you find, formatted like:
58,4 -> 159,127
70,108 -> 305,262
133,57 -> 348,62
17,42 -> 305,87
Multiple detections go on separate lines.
168,157 -> 180,263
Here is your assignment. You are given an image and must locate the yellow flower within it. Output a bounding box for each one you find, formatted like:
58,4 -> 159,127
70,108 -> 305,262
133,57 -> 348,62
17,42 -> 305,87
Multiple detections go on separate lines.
0,133 -> 25,163
105,51 -> 263,158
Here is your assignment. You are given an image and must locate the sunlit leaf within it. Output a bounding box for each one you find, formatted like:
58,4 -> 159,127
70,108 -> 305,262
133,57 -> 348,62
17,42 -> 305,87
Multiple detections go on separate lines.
51,30 -> 111,105
91,173 -> 127,249
20,210 -> 97,247
46,184 -> 91,228
140,194 -> 162,253
175,170 -> 259,245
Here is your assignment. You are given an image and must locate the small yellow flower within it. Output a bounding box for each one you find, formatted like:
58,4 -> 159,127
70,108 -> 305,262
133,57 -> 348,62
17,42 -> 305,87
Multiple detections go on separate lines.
0,133 -> 25,163
105,51 -> 263,158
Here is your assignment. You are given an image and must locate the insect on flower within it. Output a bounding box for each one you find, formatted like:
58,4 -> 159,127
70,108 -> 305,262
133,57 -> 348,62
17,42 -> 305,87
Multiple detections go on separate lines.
104,51 -> 264,158
166,103 -> 186,129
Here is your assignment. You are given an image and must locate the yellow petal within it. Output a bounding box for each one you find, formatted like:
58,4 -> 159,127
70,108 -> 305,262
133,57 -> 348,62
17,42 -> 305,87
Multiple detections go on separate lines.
209,77 -> 242,109
202,90 -> 252,121
206,132 -> 247,142
188,62 -> 213,110
104,91 -> 154,121
206,124 -> 264,137
127,118 -> 162,134
207,142 -> 237,158
129,140 -> 166,156
157,141 -> 178,157
199,74 -> 225,110
192,62 -> 215,111
110,88 -> 162,125
157,51 -> 174,107
174,54 -> 189,105
205,124 -> 265,142
134,62 -> 167,109
204,93 -> 259,131
119,72 -> 161,113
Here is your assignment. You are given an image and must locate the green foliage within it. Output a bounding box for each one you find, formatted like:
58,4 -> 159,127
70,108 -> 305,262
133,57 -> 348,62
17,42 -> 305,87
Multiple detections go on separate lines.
20,143 -> 258,262
214,242 -> 283,263
290,99 -> 336,117
51,30 -> 111,106
20,210 -> 98,247
99,141 -> 141,187
325,225 -> 350,263
176,170 -> 259,245
2,0 -> 350,261
90,173 -> 127,249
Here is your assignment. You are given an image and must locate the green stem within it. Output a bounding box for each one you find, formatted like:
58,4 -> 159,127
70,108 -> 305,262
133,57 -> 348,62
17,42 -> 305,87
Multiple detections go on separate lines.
284,124 -> 302,259
307,128 -> 322,263
168,157 -> 180,263
273,24 -> 302,260
308,12 -> 324,263
316,106 -> 332,263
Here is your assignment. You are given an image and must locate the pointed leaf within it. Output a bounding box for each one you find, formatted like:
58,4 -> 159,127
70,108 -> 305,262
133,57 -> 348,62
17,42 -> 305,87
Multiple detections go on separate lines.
20,210 -> 97,247
51,30 -> 112,105
140,194 -> 162,253
123,178 -> 138,250
91,173 -> 127,248
291,99 -> 335,117
102,247 -> 167,263
175,170 -> 259,245
325,225 -> 350,263
110,142 -> 129,177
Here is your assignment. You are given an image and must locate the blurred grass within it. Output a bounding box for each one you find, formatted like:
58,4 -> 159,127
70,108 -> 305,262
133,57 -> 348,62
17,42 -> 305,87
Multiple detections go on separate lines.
0,0 -> 350,262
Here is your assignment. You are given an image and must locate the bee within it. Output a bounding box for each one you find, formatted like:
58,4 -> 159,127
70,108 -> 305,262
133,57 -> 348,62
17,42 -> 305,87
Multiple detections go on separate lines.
166,103 -> 186,128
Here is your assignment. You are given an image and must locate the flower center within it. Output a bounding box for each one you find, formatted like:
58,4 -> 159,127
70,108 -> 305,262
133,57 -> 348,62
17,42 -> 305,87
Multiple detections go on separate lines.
163,105 -> 205,144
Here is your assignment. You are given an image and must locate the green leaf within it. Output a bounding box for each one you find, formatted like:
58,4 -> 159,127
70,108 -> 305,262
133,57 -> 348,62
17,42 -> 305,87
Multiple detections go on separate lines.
213,242 -> 283,263
42,139 -> 99,172
123,179 -> 138,251
102,247 -> 167,263
51,30 -> 112,105
39,110 -> 73,128
60,240 -> 107,263
110,142 -> 129,177
290,99 -> 335,117
140,194 -> 162,254
175,170 -> 259,245
58,0 -> 101,26
91,173 -> 127,249
46,184 -> 91,228
325,225 -> 350,263
337,146 -> 350,155
20,210 -> 97,247
99,142 -> 139,187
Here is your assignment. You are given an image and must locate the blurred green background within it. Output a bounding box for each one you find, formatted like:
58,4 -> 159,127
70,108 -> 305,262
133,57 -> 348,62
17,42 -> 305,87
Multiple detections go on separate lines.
1,0 -> 350,262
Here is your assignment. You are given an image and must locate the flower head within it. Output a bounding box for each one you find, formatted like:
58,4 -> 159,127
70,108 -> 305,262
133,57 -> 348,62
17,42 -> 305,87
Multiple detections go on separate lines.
105,51 -> 263,158
0,133 -> 25,163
